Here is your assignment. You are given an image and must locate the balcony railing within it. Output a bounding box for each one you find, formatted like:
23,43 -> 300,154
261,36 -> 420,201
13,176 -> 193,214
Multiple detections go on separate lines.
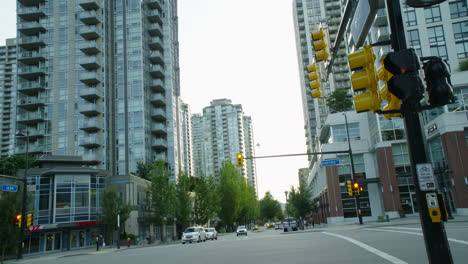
79,56 -> 100,70
80,87 -> 100,100
80,71 -> 100,84
149,37 -> 163,51
79,25 -> 102,40
78,0 -> 100,10
18,80 -> 46,93
18,6 -> 46,20
79,10 -> 101,25
18,21 -> 46,35
148,24 -> 163,37
149,65 -> 164,78
81,119 -> 100,132
150,93 -> 165,107
18,35 -> 46,48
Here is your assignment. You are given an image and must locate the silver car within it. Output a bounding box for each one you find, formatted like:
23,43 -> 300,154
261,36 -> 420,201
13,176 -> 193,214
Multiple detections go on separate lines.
182,227 -> 207,244
205,228 -> 218,240
236,225 -> 247,236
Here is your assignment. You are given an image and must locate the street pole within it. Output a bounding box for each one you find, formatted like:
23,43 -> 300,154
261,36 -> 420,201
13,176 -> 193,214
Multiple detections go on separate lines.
117,214 -> 120,249
386,1 -> 453,263
343,113 -> 362,225
284,191 -> 290,230
17,131 -> 29,259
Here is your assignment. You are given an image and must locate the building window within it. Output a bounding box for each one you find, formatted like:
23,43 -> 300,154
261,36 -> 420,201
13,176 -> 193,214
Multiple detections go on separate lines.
425,5 -> 442,23
407,29 -> 422,56
453,21 -> 468,58
330,123 -> 360,143
405,9 -> 417,26
450,0 -> 468,19
380,118 -> 406,141
428,26 -> 448,59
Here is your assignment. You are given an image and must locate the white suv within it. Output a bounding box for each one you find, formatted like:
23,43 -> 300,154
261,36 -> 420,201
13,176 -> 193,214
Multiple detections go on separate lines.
236,226 -> 247,236
182,227 -> 207,244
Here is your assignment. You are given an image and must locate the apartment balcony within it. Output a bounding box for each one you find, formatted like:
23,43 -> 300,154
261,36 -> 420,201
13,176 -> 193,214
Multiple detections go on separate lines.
18,0 -> 46,6
80,136 -> 100,148
151,123 -> 167,136
17,80 -> 46,94
18,50 -> 46,64
80,87 -> 100,100
82,153 -> 100,165
149,51 -> 164,64
79,56 -> 100,70
148,9 -> 162,24
79,10 -> 101,25
149,79 -> 164,93
79,41 -> 100,54
17,35 -> 46,49
81,119 -> 100,132
374,9 -> 388,27
78,0 -> 100,10
80,104 -> 100,116
15,128 -> 46,140
17,96 -> 47,110
151,108 -> 166,122
18,6 -> 46,21
325,1 -> 340,10
17,111 -> 46,124
149,37 -> 163,51
152,138 -> 167,152
147,0 -> 162,11
80,25 -> 102,40
16,144 -> 46,154
80,71 -> 100,84
150,93 -> 165,107
375,27 -> 390,42
18,65 -> 46,80
148,24 -> 163,37
18,21 -> 47,35
149,65 -> 164,78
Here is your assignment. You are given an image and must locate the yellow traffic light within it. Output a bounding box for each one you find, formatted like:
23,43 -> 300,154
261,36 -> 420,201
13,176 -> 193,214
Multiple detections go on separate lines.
353,182 -> 361,196
307,63 -> 322,98
27,214 -> 33,227
346,181 -> 353,197
348,45 -> 380,113
15,214 -> 22,228
377,64 -> 401,119
311,28 -> 329,62
236,153 -> 244,168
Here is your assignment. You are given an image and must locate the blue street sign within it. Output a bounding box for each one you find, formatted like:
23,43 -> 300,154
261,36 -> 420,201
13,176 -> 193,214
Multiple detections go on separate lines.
1,184 -> 18,192
321,159 -> 340,167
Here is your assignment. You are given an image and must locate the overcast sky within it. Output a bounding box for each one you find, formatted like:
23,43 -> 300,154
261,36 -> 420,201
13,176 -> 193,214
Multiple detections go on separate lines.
1,0 -> 307,203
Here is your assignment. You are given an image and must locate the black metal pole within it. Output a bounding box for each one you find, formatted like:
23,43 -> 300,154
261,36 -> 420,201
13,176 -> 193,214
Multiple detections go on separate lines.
17,131 -> 29,259
386,1 -> 453,263
285,191 -> 291,230
344,113 -> 362,225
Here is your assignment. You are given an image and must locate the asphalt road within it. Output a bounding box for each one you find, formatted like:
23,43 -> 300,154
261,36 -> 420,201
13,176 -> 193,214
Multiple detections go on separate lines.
15,222 -> 468,264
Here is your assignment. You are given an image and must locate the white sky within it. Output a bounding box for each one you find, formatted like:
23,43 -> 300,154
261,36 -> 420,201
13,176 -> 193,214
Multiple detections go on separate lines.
1,0 -> 307,203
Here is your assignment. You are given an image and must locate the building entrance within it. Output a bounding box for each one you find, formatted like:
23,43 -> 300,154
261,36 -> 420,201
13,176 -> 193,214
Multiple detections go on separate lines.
45,232 -> 61,252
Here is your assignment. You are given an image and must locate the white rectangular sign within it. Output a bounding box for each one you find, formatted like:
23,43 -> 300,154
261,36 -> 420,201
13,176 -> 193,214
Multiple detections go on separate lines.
416,163 -> 436,191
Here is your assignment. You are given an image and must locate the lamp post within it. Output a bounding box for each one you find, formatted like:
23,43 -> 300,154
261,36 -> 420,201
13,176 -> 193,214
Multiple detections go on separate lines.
16,130 -> 29,259
343,113 -> 363,225
284,191 -> 290,230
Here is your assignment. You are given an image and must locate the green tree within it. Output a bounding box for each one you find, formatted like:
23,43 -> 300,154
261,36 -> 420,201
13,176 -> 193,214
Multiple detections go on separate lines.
326,89 -> 353,113
217,162 -> 242,230
99,186 -> 130,243
193,175 -> 219,226
134,161 -> 154,181
287,179 -> 315,221
237,179 -> 259,227
175,171 -> 192,232
460,59 -> 468,71
0,191 -> 22,263
259,191 -> 283,222
0,155 -> 35,176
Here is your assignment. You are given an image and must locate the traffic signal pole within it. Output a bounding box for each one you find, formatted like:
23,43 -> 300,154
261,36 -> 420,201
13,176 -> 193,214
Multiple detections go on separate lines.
386,1 -> 453,263
344,114 -> 362,225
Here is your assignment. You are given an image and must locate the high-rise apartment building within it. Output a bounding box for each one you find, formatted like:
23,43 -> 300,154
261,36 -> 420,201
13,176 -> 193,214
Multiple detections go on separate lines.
15,0 -> 182,180
0,38 -> 17,157
293,0 -> 468,225
180,100 -> 193,176
191,99 -> 256,190
293,0 -> 351,168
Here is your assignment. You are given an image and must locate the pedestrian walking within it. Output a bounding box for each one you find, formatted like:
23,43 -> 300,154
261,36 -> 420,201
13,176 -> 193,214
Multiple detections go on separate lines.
127,237 -> 131,248
96,235 -> 100,251
99,234 -> 104,248
312,219 -> 315,229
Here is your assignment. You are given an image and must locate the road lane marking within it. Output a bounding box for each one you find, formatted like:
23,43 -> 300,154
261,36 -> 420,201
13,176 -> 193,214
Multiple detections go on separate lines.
89,250 -> 110,254
322,232 -> 408,264
365,228 -> 468,246
381,227 -> 421,231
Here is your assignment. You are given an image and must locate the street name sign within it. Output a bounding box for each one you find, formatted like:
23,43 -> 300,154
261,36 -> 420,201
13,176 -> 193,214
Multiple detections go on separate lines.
321,159 -> 340,166
1,184 -> 18,192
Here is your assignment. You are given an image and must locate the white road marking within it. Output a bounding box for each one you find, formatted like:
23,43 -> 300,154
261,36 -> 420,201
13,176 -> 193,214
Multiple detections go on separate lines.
322,232 -> 408,264
365,228 -> 468,246
380,226 -> 421,231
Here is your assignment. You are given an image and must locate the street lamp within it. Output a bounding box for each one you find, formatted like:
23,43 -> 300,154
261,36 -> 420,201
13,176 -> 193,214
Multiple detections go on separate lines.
343,113 -> 363,225
284,191 -> 290,230
15,130 -> 29,259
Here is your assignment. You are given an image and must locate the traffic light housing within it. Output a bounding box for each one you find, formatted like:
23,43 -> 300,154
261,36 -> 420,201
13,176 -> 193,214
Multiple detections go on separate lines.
377,63 -> 401,119
346,181 -> 353,197
383,49 -> 424,105
307,63 -> 322,98
27,214 -> 33,227
353,182 -> 361,196
348,45 -> 380,113
311,28 -> 329,62
236,153 -> 244,168
15,214 -> 22,228
423,57 -> 455,107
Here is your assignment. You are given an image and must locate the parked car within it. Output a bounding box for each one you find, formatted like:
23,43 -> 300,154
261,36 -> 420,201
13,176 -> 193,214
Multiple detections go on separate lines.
251,225 -> 259,231
236,225 -> 248,236
182,226 -> 206,244
274,222 -> 283,230
205,228 -> 218,240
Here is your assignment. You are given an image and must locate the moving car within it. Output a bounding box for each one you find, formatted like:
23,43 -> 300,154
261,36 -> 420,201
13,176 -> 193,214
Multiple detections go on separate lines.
205,228 -> 218,240
182,227 -> 206,244
236,225 -> 248,236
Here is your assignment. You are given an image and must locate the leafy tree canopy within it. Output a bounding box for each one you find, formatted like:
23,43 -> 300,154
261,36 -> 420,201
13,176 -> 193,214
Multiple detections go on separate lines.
326,89 -> 353,113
